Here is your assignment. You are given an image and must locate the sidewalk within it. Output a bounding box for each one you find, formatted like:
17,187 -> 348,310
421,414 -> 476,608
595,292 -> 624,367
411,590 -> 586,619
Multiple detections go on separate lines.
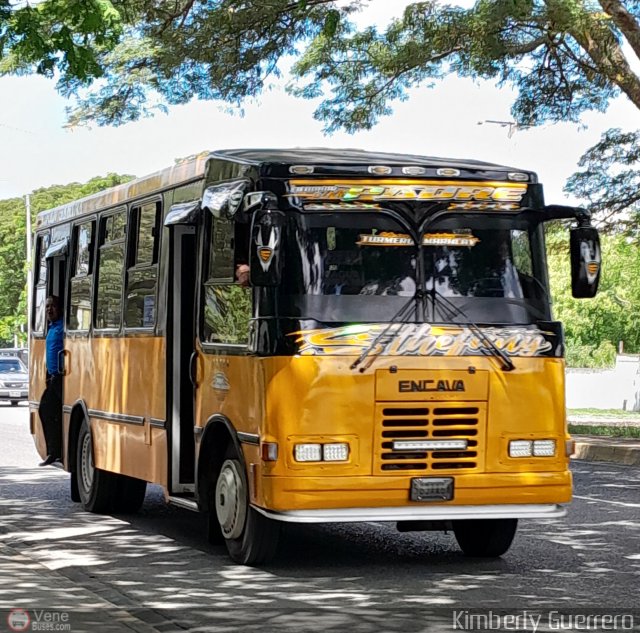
568,414 -> 640,466
0,541 -> 162,632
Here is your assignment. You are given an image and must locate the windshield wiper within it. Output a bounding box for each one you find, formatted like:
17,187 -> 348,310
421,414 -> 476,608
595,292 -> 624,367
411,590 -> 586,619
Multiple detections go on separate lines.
350,292 -> 420,373
429,289 -> 515,371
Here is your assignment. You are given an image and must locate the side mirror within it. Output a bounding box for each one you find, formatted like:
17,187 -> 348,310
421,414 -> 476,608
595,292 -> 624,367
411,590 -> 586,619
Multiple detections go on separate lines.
570,226 -> 601,298
249,195 -> 285,287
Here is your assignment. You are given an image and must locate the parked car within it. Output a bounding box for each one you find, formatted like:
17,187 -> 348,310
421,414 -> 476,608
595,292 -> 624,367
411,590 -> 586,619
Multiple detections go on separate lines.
0,356 -> 28,406
0,347 -> 28,365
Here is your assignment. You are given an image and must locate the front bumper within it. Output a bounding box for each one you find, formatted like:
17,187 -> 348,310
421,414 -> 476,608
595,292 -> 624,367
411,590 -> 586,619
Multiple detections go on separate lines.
253,503 -> 567,523
259,470 -> 572,516
0,389 -> 28,400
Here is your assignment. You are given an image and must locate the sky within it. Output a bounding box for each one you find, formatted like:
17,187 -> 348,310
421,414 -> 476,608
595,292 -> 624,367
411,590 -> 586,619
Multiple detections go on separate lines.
0,0 -> 638,205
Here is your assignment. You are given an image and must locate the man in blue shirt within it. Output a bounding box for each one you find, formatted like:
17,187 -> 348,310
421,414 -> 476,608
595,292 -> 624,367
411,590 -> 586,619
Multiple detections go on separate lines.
39,295 -> 64,466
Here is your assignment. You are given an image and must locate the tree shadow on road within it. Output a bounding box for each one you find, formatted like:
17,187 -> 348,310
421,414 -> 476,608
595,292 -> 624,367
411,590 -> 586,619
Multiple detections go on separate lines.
0,464 -> 638,632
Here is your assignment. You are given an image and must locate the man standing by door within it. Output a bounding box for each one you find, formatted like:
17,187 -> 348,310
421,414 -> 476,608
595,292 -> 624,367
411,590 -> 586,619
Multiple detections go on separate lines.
39,295 -> 64,466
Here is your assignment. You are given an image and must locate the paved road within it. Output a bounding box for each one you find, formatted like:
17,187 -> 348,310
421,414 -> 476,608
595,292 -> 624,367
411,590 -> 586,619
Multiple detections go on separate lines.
0,405 -> 639,632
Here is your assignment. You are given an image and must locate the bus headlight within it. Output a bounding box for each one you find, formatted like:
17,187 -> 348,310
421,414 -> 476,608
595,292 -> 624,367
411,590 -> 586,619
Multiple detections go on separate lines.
509,440 -> 533,457
293,442 -> 350,462
294,444 -> 322,462
533,439 -> 556,457
323,443 -> 349,462
509,439 -> 557,457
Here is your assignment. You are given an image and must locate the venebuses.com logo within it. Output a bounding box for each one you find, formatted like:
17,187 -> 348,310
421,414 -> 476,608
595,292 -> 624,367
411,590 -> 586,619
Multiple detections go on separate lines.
6,609 -> 71,632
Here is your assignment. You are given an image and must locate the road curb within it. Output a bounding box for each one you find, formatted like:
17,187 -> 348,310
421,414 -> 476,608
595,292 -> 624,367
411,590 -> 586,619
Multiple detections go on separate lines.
572,435 -> 640,466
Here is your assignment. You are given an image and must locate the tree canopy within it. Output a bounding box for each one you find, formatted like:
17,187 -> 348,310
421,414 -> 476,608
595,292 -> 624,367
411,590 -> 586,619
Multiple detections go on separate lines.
565,128 -> 640,237
1,1 -> 639,131
0,173 -> 133,347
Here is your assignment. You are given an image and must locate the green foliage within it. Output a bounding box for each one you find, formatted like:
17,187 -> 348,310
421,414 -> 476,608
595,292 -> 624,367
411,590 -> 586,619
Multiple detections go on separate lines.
0,0 -> 122,83
547,224 -> 640,367
0,173 -> 134,347
2,1 -> 639,130
565,127 -> 640,236
565,340 -> 617,368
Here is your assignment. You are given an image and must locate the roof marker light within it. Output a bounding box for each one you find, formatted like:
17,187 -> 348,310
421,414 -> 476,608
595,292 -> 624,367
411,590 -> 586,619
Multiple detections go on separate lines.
368,166 -> 393,175
437,168 -> 460,177
290,165 -> 315,175
508,172 -> 529,182
402,166 -> 426,176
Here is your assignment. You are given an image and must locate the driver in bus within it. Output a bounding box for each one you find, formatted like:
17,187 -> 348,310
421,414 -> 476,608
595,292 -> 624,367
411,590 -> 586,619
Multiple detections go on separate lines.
38,296 -> 64,466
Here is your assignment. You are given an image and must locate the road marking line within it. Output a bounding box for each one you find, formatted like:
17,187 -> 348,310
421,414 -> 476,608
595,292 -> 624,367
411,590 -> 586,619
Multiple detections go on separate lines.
574,495 -> 640,508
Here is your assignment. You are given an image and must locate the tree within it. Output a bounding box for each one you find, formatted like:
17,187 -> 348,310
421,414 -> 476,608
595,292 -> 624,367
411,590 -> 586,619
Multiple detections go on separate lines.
0,0 -> 122,84
2,1 -> 640,132
0,173 -> 134,347
547,225 -> 640,366
564,127 -> 640,236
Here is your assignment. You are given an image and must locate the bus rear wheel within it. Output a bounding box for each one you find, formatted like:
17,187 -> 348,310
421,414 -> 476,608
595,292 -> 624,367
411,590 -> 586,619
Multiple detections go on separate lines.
215,451 -> 280,565
76,419 -> 116,513
453,518 -> 518,557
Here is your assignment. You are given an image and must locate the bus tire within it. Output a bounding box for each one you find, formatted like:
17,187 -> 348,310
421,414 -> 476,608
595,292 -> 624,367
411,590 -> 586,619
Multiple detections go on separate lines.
453,518 -> 518,557
70,471 -> 80,502
112,475 -> 147,514
76,419 -> 116,514
215,450 -> 280,565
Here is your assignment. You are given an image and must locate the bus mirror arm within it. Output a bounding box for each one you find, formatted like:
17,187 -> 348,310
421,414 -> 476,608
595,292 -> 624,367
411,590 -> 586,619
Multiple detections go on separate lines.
542,205 -> 592,227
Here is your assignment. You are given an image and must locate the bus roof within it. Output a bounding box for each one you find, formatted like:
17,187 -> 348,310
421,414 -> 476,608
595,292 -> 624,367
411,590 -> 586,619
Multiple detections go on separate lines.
36,148 -> 537,229
211,147 -> 527,171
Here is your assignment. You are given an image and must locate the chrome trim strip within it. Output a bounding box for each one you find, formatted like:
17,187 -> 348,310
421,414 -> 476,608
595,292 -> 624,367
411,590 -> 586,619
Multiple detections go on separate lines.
167,496 -> 199,512
88,408 -> 145,426
252,504 -> 567,524
237,432 -> 260,446
149,418 -> 166,429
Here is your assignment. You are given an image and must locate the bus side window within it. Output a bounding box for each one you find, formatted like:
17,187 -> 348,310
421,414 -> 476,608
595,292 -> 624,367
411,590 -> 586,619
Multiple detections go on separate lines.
68,220 -> 95,331
95,210 -> 126,330
125,201 -> 160,329
32,232 -> 50,335
201,215 -> 250,345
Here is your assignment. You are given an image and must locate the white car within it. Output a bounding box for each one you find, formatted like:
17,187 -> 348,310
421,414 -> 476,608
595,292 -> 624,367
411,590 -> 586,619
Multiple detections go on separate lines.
0,356 -> 29,406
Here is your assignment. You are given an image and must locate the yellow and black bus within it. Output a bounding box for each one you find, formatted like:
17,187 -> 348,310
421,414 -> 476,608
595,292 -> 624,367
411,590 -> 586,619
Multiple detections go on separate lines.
29,149 -> 601,564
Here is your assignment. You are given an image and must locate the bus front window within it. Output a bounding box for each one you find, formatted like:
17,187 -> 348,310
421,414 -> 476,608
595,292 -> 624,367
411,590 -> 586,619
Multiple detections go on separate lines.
280,213 -> 550,325
281,213 -> 419,323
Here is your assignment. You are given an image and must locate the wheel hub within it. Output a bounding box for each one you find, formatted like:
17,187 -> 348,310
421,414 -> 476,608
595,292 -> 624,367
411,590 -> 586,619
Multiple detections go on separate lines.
80,432 -> 94,492
215,460 -> 247,540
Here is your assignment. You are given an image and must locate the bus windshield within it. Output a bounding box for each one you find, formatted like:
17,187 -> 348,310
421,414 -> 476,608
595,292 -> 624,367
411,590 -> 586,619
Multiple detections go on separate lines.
280,211 -> 550,325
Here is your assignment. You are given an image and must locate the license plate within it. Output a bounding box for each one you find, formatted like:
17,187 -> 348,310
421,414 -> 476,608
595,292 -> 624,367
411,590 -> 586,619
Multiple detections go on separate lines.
410,477 -> 454,502
9,391 -> 20,398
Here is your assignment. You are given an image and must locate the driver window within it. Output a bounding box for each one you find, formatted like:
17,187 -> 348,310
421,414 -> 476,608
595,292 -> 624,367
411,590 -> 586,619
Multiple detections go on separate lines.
201,215 -> 251,345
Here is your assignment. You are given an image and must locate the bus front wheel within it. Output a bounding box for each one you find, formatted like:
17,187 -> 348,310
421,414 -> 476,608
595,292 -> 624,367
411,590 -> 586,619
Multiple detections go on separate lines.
112,475 -> 147,514
76,419 -> 116,513
215,450 -> 280,565
453,518 -> 518,557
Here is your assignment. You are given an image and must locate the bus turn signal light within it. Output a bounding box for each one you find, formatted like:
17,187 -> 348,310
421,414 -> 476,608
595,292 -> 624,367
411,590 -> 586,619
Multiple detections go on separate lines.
261,442 -> 279,462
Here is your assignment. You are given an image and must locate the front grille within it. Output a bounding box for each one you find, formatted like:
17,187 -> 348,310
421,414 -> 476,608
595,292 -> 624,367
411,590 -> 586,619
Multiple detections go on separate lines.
5,383 -> 25,389
374,403 -> 486,474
